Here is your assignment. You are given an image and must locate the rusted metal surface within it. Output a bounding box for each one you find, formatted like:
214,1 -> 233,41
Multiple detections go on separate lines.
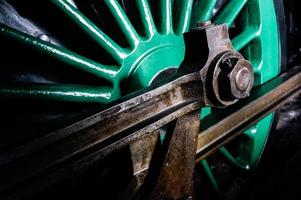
196,66 -> 301,161
0,24 -> 274,198
0,24 -> 234,195
0,73 -> 203,194
130,133 -> 159,177
151,111 -> 200,200
199,24 -> 237,107
118,133 -> 159,200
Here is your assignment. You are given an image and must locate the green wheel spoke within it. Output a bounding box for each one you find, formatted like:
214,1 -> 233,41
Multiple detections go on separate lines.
51,0 -> 127,62
136,0 -> 157,38
160,0 -> 173,34
241,114 -> 274,168
200,159 -> 220,192
175,0 -> 194,34
0,0 -> 282,179
232,27 -> 259,51
214,0 -> 248,27
0,24 -> 118,82
191,0 -> 218,29
0,84 -> 113,103
219,146 -> 250,170
199,0 -> 280,181
105,0 -> 140,47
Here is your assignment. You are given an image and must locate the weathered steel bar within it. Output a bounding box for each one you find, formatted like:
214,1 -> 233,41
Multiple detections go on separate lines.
0,72 -> 203,194
196,66 -> 301,161
1,23 -> 300,198
151,110 -> 200,200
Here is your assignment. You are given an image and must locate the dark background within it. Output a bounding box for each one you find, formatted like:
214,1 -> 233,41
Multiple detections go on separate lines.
239,91 -> 301,200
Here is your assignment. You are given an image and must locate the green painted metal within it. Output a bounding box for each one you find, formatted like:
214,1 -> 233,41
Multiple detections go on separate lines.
215,0 -> 248,27
51,0 -> 128,62
200,159 -> 220,192
0,84 -> 112,103
136,0 -> 157,37
239,114 -> 274,168
190,0 -> 218,28
0,24 -> 119,82
199,0 -> 281,182
219,146 -> 250,170
199,106 -> 211,119
105,0 -> 140,47
0,0 -> 280,179
230,0 -> 280,169
174,0 -> 194,34
232,26 -> 259,51
0,0 -> 186,102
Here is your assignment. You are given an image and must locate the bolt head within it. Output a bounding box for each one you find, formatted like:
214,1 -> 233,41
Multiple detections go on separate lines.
229,59 -> 254,99
235,67 -> 252,91
210,51 -> 243,107
209,50 -> 254,107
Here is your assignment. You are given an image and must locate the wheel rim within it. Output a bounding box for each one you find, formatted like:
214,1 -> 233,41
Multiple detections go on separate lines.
198,0 -> 281,194
0,0 -> 281,196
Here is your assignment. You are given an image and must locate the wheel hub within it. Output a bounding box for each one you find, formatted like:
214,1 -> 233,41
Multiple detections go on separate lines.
0,0 -> 283,198
127,42 -> 184,90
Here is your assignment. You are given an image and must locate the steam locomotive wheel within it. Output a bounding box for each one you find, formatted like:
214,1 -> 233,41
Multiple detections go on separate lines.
0,0 -> 285,199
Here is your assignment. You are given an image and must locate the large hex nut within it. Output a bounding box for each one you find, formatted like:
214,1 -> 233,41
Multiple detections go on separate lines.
229,59 -> 254,99
207,50 -> 254,107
